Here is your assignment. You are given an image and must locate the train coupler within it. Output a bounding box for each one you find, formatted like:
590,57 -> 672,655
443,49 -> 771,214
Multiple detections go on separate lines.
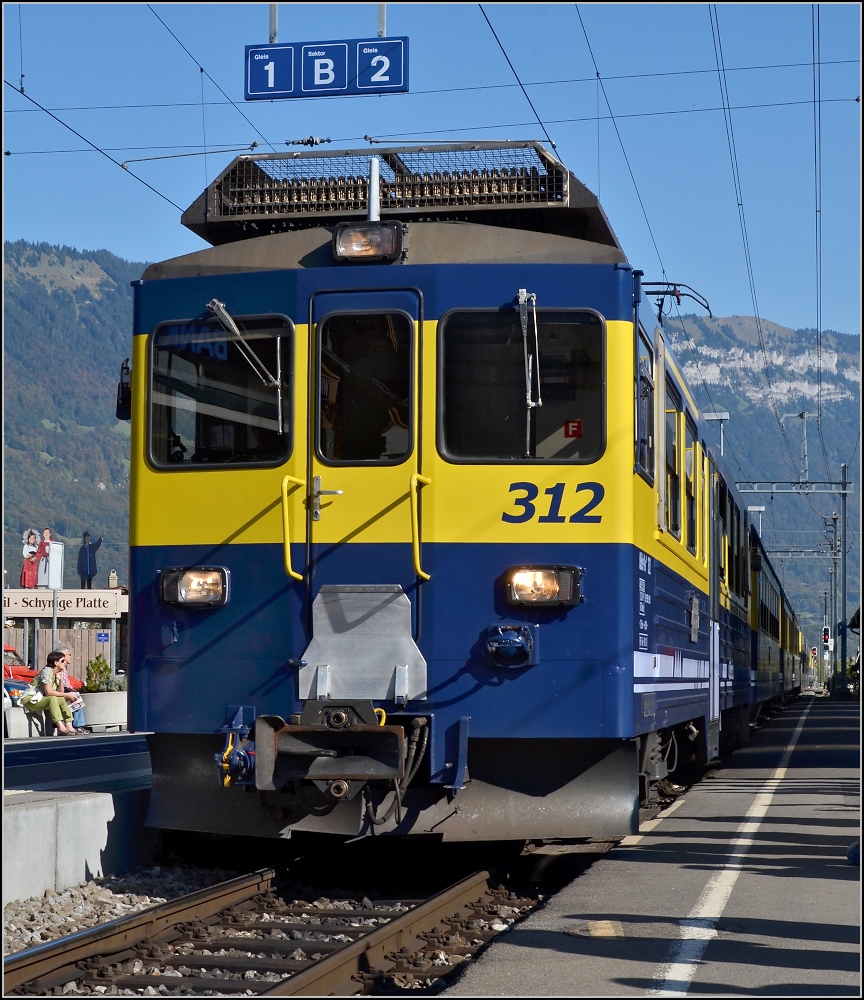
253,700 -> 405,792
214,707 -> 256,788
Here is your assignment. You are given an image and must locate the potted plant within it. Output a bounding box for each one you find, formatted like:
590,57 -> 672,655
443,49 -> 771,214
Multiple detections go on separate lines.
81,654 -> 127,730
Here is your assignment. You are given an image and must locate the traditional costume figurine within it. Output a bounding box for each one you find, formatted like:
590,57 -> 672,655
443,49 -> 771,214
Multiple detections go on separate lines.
20,529 -> 39,588
36,528 -> 53,588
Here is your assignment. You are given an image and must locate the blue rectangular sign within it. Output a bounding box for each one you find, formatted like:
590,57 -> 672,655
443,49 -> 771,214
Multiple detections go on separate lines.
245,36 -> 408,100
97,631 -> 110,643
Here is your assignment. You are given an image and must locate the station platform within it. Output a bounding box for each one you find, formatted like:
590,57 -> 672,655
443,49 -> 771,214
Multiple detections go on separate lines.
442,695 -> 860,997
2,733 -> 155,906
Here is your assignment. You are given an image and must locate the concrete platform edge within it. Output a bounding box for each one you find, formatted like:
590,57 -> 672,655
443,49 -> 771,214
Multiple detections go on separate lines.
2,789 -> 157,905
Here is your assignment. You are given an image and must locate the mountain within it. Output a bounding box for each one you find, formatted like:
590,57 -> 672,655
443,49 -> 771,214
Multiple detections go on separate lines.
662,313 -> 860,641
3,240 -> 146,592
3,242 -> 859,645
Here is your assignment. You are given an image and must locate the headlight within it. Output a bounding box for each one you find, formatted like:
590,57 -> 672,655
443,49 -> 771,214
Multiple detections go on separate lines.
160,567 -> 229,607
333,222 -> 404,261
504,565 -> 583,607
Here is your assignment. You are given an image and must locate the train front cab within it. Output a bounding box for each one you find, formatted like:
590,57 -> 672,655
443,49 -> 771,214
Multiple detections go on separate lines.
129,240 -> 735,842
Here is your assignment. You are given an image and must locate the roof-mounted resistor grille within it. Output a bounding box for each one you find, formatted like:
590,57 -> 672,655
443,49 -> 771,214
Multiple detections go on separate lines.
216,144 -> 566,217
182,141 -> 621,250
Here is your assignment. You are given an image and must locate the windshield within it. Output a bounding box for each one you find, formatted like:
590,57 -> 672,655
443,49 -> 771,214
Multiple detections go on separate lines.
440,310 -> 604,462
150,315 -> 292,467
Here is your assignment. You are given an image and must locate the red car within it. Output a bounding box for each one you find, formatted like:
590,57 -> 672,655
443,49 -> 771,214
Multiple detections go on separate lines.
3,645 -> 83,689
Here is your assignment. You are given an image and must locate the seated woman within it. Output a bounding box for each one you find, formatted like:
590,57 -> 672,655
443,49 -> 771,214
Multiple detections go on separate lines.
23,651 -> 82,735
57,645 -> 87,732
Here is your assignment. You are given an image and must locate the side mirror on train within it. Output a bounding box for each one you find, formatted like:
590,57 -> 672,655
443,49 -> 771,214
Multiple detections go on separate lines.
116,358 -> 131,421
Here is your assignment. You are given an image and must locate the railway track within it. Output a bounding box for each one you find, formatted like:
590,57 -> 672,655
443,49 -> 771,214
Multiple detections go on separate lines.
4,867 -> 539,996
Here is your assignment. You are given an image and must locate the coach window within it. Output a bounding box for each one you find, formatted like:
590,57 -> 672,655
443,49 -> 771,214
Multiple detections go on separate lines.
150,316 -> 291,467
440,310 -> 604,462
665,383 -> 681,536
317,312 -> 412,463
700,448 -> 708,563
735,502 -> 744,595
684,418 -> 697,554
636,331 -> 654,482
731,500 -> 740,593
718,479 -> 728,583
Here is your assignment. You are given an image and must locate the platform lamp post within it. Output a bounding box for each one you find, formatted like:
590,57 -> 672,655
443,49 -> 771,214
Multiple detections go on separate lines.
747,506 -> 765,535
705,412 -> 730,457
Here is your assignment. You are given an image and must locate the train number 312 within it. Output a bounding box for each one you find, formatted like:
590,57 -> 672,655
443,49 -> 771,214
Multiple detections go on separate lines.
502,482 -> 605,523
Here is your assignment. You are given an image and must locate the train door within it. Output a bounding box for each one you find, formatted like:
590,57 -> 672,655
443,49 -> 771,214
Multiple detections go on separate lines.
296,289 -> 427,704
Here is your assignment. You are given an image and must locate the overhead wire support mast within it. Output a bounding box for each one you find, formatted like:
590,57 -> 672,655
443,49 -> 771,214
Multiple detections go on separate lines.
735,481 -> 853,495
738,466 -> 852,695
764,549 -> 834,559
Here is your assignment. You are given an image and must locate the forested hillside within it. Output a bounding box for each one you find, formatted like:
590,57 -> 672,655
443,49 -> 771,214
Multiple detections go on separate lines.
3,241 -> 146,589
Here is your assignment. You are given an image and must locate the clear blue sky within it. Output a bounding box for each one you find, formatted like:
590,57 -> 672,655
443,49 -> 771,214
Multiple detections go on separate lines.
3,3 -> 860,335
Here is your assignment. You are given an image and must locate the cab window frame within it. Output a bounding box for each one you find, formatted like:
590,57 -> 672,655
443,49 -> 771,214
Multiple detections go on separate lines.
437,306 -> 607,465
147,312 -> 294,472
314,308 -> 415,468
635,327 -> 655,485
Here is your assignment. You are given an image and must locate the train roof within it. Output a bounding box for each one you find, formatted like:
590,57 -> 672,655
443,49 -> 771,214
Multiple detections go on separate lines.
181,141 -> 625,251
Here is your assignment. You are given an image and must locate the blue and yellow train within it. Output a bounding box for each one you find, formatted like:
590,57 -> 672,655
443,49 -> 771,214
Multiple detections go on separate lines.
120,141 -> 805,841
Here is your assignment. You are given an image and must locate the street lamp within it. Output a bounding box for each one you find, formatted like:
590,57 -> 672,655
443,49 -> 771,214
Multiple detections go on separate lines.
747,505 -> 765,535
704,411 -> 730,457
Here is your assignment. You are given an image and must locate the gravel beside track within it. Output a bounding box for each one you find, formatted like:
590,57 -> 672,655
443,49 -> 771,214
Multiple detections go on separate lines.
4,866 -> 239,957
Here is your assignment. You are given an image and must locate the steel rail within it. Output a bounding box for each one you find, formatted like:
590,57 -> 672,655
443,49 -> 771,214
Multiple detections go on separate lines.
258,869 -> 493,996
3,867 -> 278,993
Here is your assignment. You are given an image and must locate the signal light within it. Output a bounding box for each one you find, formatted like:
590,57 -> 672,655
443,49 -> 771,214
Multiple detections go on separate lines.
822,626 -> 830,646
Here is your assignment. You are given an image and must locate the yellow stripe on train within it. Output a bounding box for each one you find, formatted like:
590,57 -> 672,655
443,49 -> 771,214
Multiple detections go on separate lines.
129,318 -> 709,592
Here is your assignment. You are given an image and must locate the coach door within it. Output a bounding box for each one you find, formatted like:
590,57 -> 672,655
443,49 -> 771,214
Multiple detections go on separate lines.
296,289 -> 427,703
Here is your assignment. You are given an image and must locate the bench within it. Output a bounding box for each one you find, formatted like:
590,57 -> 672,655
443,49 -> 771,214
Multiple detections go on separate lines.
21,707 -> 55,738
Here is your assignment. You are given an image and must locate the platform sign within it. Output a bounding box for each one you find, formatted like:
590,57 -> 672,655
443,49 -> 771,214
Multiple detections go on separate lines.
4,589 -> 129,619
301,42 -> 348,92
244,37 -> 408,100
246,43 -> 295,99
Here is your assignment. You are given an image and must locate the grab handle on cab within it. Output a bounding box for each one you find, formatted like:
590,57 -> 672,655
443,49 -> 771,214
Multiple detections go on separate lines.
410,473 -> 432,581
281,476 -> 306,581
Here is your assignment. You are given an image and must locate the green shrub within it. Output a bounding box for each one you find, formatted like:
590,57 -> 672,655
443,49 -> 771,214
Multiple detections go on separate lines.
83,654 -> 112,692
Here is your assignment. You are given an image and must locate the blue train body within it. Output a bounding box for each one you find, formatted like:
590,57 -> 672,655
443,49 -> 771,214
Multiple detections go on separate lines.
122,143 -> 805,841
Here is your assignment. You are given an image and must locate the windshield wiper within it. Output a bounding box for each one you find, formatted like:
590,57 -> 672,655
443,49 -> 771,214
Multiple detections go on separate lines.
206,299 -> 284,434
518,288 -> 543,457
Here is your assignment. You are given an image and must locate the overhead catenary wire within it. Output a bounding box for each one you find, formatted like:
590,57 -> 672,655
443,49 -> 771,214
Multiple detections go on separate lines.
478,4 -> 557,149
810,4 -> 839,506
574,5 -> 668,279
5,142 -> 261,157
707,6 -> 803,488
573,8 -> 759,505
200,67 -> 209,193
571,4 -> 786,523
6,97 -> 858,158
146,4 -> 279,154
1,80 -> 183,212
17,3 -> 24,93
4,58 -> 857,113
